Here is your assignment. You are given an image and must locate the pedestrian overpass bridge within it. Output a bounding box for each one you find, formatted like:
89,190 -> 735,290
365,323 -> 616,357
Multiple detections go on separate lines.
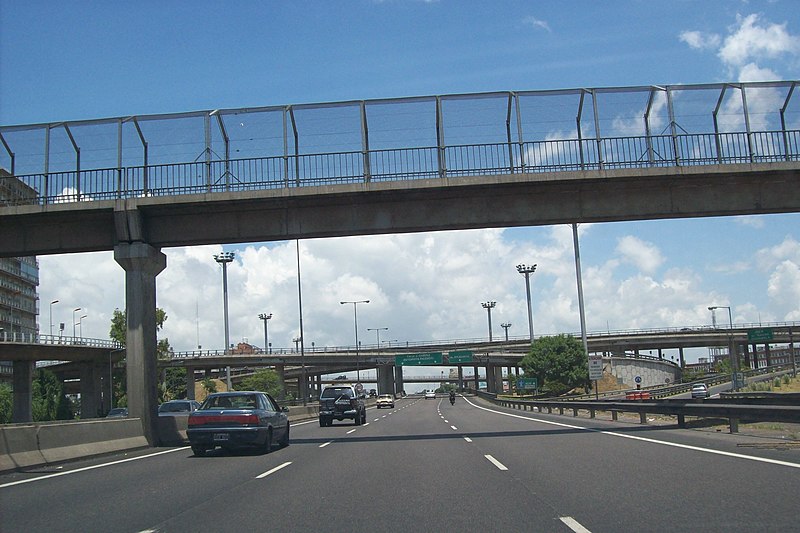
1,80 -> 798,444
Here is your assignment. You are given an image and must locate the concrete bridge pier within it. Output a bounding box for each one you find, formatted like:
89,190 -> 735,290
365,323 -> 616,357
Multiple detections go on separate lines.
185,366 -> 196,400
394,366 -> 404,396
79,361 -> 104,418
114,242 -> 166,447
376,365 -> 394,395
457,366 -> 464,391
11,360 -> 34,422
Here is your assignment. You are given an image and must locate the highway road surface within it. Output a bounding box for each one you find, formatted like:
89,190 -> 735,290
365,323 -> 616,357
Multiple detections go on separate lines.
2,394 -> 799,532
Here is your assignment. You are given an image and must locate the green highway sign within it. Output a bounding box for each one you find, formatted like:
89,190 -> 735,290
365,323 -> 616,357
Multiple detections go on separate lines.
517,378 -> 538,390
747,328 -> 774,342
395,352 -> 443,366
445,350 -> 474,364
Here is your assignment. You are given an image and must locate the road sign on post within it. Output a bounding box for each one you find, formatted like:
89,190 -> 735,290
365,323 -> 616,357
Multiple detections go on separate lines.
517,378 -> 538,391
395,352 -> 443,366
588,356 -> 603,381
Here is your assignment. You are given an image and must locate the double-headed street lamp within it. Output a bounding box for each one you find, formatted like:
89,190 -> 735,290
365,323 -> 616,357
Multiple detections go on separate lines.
516,263 -> 537,342
367,327 -> 389,350
258,313 -> 273,353
341,300 -> 369,382
214,251 -> 235,390
500,322 -> 512,342
49,300 -> 59,337
481,301 -> 496,341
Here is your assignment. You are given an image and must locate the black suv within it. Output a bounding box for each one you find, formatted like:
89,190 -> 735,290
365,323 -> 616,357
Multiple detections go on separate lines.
319,385 -> 367,426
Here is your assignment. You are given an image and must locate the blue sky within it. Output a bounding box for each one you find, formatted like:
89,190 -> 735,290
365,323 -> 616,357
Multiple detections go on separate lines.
1,1 -> 799,365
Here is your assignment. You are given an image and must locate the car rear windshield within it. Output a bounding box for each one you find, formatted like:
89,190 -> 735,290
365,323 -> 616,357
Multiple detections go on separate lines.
202,395 -> 259,409
321,387 -> 354,399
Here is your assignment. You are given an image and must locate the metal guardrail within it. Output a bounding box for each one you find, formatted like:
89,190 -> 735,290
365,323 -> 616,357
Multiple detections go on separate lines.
476,372 -> 800,435
2,130 -> 799,207
0,332 -> 121,349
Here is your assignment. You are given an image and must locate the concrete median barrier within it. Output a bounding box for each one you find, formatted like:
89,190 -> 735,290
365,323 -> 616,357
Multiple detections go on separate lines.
0,424 -> 46,473
37,418 -> 149,465
0,418 -> 148,474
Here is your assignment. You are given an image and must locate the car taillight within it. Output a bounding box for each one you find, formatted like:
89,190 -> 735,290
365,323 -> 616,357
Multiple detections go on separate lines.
189,414 -> 259,426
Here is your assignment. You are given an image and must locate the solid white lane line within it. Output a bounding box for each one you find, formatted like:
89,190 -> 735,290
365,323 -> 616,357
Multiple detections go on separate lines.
464,436 -> 473,443
462,396 -> 800,470
0,447 -> 189,489
484,455 -> 508,471
256,461 -> 292,479
560,516 -> 592,533
319,441 -> 333,448
451,425 -> 458,431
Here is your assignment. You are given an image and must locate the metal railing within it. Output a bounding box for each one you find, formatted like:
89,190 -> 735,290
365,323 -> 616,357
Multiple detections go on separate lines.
0,331 -> 121,349
2,130 -> 798,207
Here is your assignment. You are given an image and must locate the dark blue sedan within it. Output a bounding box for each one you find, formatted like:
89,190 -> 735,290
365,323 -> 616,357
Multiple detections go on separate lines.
187,391 -> 289,456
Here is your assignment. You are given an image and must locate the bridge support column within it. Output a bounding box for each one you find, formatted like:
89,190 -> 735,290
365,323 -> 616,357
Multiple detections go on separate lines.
114,242 -> 166,447
186,366 -> 195,400
377,365 -> 394,395
79,361 -> 103,418
394,365 -> 404,396
679,347 -> 686,368
457,366 -> 463,391
12,360 -> 34,422
275,365 -> 286,400
473,365 -> 479,391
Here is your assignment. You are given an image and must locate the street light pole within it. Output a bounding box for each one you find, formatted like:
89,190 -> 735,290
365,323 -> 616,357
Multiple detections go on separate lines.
516,263 -> 537,342
49,299 -> 59,337
481,301 -> 496,342
214,251 -> 235,391
72,307 -> 81,339
258,313 -> 272,353
341,300 -> 369,382
501,322 -> 512,342
709,304 -> 737,384
78,314 -> 87,339
367,327 -> 388,349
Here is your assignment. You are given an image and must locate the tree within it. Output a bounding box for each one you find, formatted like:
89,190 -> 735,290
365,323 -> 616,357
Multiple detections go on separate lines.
237,369 -> 283,398
31,369 -> 73,421
160,368 -> 188,402
0,383 -> 11,423
520,334 -> 590,396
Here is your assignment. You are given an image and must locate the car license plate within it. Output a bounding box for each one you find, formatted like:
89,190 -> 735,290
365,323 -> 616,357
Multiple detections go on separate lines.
213,433 -> 229,441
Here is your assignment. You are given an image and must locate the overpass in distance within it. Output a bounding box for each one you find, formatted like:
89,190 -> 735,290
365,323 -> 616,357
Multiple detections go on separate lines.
1,80 -> 799,443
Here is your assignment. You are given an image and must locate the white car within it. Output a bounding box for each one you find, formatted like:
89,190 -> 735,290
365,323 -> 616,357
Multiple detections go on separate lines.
424,391 -> 436,400
376,394 -> 395,408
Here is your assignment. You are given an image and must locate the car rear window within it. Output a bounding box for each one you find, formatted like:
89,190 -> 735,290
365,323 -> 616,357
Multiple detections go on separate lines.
159,402 -> 190,412
321,387 -> 354,399
203,395 -> 259,409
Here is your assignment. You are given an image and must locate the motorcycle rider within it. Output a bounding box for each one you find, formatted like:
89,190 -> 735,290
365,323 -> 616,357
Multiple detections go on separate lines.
449,390 -> 456,404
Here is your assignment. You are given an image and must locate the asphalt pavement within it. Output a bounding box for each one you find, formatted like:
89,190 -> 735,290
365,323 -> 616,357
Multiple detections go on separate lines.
2,394 -> 799,532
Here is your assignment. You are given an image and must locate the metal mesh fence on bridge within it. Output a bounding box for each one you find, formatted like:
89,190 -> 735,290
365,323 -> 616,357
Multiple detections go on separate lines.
1,81 -> 798,206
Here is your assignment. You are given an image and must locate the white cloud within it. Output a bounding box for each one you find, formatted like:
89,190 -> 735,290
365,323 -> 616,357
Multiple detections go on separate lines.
522,16 -> 551,32
679,30 -> 721,50
615,235 -> 664,274
718,14 -> 800,68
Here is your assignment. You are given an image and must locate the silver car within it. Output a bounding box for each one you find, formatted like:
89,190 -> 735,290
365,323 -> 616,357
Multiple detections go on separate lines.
691,383 -> 709,399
